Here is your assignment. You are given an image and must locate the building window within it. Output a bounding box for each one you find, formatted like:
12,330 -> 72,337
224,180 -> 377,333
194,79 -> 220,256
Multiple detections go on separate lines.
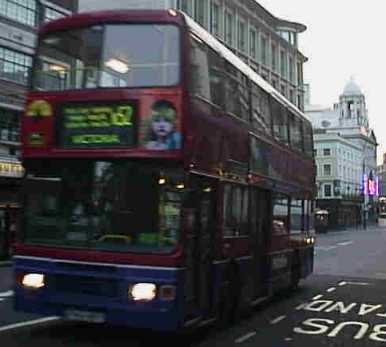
324,184 -> 332,197
260,35 -> 267,65
297,94 -> 303,110
0,0 -> 37,26
195,0 -> 206,27
44,6 -> 66,22
224,10 -> 234,46
297,62 -> 303,86
280,50 -> 287,78
323,148 -> 331,156
0,47 -> 32,85
178,0 -> 193,16
271,43 -> 277,71
289,57 -> 294,82
210,1 -> 220,37
249,29 -> 257,59
280,84 -> 286,97
324,164 -> 331,176
237,19 -> 246,53
0,108 -> 20,143
289,90 -> 295,104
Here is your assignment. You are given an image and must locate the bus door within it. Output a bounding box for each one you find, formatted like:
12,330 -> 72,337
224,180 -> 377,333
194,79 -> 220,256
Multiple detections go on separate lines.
251,188 -> 271,298
184,176 -> 216,318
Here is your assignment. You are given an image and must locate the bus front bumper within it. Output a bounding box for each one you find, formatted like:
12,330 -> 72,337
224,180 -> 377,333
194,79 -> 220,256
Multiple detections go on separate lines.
13,258 -> 185,331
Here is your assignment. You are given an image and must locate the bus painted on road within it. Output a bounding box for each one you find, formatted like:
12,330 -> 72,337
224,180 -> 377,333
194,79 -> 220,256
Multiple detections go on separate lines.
14,9 -> 315,331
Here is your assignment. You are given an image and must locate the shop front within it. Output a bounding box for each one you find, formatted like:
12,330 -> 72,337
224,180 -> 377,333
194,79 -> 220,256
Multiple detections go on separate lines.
0,160 -> 24,259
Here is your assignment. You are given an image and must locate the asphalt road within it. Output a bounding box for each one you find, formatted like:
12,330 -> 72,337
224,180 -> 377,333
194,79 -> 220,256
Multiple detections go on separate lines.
1,224 -> 386,346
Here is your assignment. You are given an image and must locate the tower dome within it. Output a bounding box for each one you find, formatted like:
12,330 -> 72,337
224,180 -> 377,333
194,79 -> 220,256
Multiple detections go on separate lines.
343,77 -> 362,96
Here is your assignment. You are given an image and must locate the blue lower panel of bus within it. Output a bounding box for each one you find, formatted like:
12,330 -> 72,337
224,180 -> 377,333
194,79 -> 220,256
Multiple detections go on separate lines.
13,257 -> 186,331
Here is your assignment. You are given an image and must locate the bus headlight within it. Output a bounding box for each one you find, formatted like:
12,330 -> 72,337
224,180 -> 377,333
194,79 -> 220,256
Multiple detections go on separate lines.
21,273 -> 45,289
129,283 -> 157,301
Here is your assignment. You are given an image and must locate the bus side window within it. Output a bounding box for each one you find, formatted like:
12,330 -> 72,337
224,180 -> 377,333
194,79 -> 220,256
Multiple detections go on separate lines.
289,199 -> 302,234
223,184 -> 234,236
207,47 -> 225,107
272,194 -> 289,234
189,36 -> 210,100
189,35 -> 225,108
223,184 -> 249,237
272,99 -> 289,145
252,83 -> 272,134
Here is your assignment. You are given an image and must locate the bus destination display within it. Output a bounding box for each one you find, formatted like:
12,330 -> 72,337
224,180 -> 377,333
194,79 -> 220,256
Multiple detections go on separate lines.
59,103 -> 135,148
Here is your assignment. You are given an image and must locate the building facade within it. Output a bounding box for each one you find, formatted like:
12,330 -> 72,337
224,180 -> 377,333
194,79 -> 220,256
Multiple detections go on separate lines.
0,0 -> 78,258
79,0 -> 308,110
306,79 -> 378,229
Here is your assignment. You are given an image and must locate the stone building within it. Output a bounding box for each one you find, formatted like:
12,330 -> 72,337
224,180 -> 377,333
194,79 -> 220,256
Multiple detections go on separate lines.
306,78 -> 378,229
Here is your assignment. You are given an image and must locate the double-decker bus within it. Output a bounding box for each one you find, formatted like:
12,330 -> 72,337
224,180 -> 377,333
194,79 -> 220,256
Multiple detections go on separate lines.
14,9 -> 315,331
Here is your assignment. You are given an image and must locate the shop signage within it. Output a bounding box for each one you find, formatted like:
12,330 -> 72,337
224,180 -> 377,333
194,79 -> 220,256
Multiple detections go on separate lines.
0,161 -> 24,178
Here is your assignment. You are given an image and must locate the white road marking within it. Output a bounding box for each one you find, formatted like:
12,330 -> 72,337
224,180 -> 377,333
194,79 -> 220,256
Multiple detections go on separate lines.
0,290 -> 14,298
338,281 -> 347,286
327,287 -> 336,293
315,246 -> 338,251
346,281 -> 371,286
285,337 -> 293,341
296,302 -> 308,310
374,273 -> 386,279
0,317 -> 60,333
312,295 -> 324,300
235,331 -> 256,343
337,241 -> 353,246
270,315 -> 286,324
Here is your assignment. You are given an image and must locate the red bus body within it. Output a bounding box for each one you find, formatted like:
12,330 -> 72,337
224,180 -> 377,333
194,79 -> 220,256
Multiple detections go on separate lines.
14,9 -> 315,331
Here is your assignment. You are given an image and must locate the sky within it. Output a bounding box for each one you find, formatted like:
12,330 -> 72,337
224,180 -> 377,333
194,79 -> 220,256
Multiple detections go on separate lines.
258,0 -> 386,164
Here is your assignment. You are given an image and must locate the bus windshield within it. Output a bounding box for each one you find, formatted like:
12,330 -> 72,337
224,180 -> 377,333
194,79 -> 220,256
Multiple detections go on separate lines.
22,160 -> 185,253
33,24 -> 180,91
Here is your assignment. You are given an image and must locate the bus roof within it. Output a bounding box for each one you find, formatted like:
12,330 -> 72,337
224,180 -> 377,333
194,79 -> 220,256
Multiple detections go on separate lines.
38,9 -> 184,36
38,8 -> 309,123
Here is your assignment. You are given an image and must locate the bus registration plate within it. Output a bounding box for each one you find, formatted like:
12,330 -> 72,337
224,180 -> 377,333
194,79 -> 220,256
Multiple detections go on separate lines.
64,309 -> 105,323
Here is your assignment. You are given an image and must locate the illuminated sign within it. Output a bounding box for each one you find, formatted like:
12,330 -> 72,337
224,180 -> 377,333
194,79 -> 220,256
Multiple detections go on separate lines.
363,174 -> 379,197
58,103 -> 135,148
0,162 -> 24,178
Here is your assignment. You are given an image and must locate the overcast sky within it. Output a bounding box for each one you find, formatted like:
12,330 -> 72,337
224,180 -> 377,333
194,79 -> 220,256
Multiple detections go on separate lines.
258,0 -> 386,164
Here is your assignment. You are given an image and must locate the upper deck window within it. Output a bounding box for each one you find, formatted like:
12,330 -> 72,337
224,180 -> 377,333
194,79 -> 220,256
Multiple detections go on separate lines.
33,24 -> 180,91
